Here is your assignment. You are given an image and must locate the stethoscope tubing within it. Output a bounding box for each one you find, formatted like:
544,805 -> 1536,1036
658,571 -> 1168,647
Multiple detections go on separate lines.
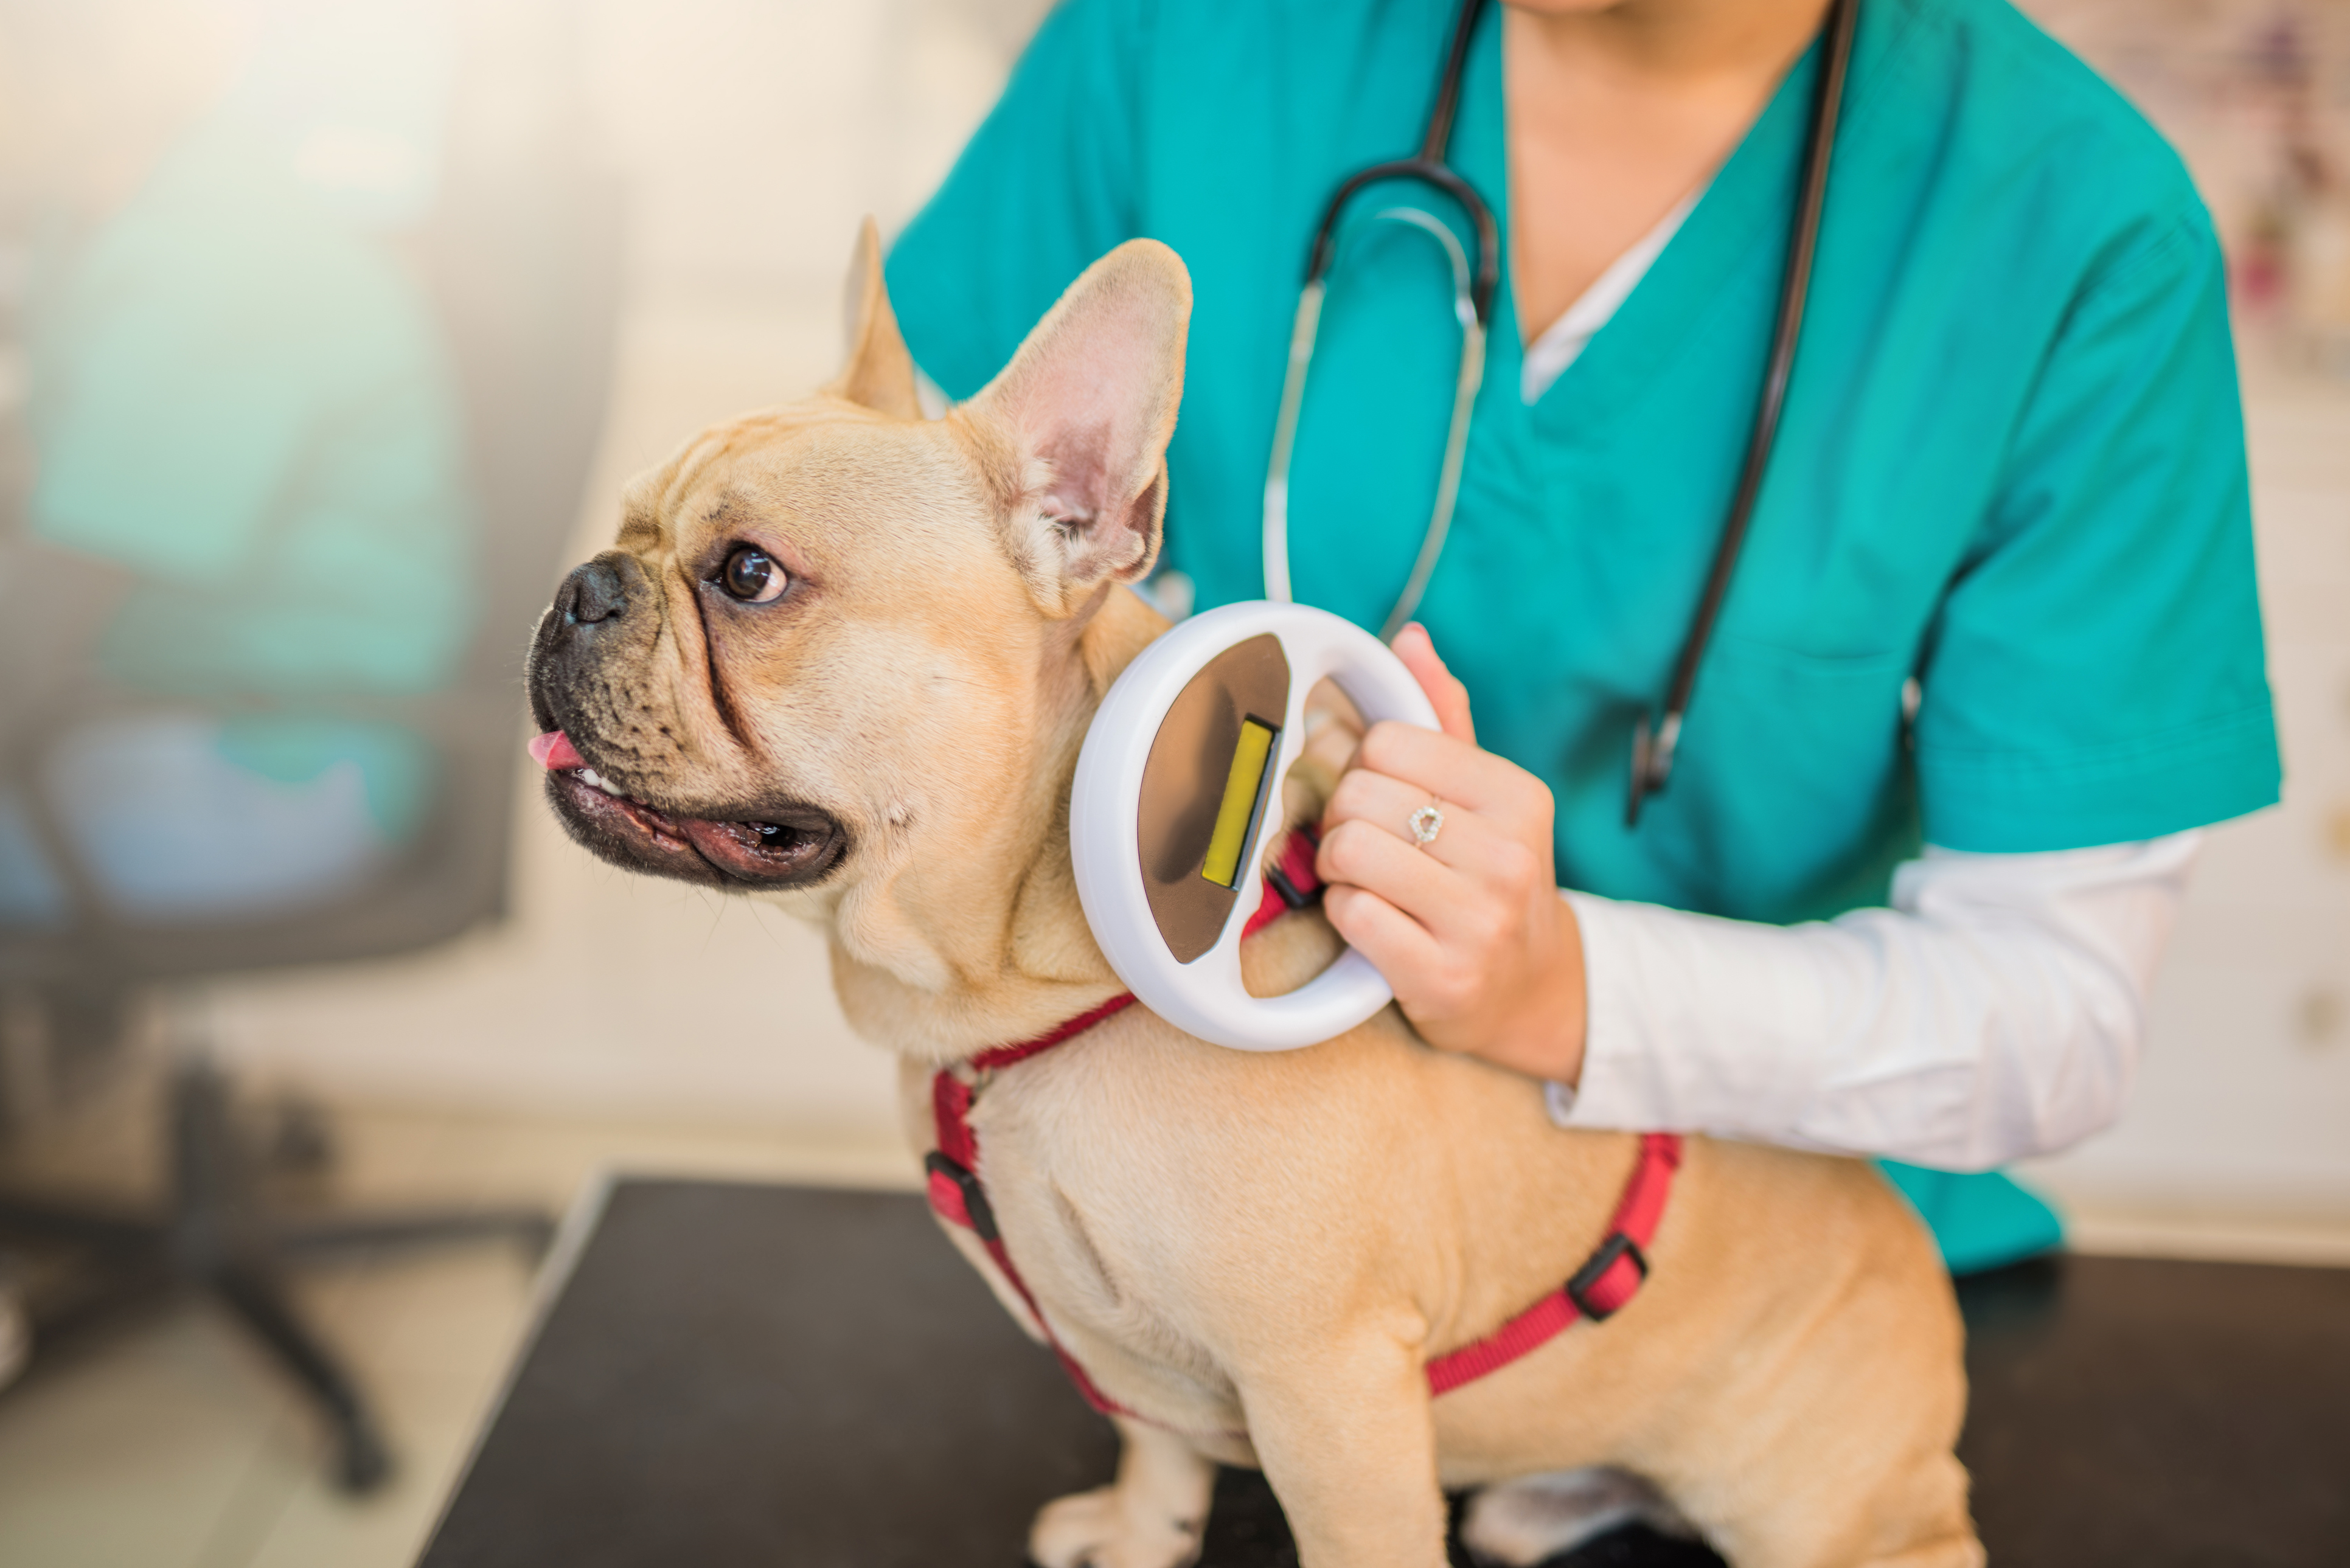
1259,0 -> 1859,830
1265,212 -> 1488,640
1264,0 -> 1498,634
1304,158 -> 1500,326
1628,0 -> 1859,825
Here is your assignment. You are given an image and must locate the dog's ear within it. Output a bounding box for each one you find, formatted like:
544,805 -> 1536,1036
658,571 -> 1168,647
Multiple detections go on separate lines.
825,218 -> 923,420
964,239 -> 1191,617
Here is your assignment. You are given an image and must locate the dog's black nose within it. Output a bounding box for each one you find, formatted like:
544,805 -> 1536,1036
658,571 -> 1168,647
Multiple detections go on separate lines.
560,558 -> 628,626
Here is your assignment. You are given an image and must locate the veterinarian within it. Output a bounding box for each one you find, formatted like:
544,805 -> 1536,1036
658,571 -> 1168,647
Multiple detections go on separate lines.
883,0 -> 2278,1274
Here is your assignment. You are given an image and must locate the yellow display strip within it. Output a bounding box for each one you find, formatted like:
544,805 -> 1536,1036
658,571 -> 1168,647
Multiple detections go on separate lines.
1201,717 -> 1278,888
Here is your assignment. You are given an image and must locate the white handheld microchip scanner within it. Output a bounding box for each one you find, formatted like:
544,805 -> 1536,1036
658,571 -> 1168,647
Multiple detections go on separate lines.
1071,600 -> 1441,1052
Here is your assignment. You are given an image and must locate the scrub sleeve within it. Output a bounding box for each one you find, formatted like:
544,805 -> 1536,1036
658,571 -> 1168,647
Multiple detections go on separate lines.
886,0 -> 2281,1275
1911,208 -> 2271,852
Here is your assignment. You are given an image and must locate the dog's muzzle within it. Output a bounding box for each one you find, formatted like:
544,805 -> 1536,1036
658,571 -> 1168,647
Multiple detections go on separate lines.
526,552 -> 848,890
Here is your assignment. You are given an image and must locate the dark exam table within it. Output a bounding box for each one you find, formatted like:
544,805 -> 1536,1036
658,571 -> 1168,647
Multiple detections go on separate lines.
416,1178 -> 2350,1568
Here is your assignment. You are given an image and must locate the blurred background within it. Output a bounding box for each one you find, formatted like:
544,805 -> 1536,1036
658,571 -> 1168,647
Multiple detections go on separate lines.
0,1 -> 2342,1563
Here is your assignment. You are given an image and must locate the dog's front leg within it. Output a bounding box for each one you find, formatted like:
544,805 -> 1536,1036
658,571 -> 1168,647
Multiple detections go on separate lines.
1237,1334 -> 1448,1568
1030,1415 -> 1217,1568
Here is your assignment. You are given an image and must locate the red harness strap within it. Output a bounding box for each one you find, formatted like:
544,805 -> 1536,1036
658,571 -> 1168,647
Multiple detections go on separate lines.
928,1025 -> 1140,1420
1422,1131 -> 1683,1394
923,833 -> 1324,1421
925,828 -> 1681,1419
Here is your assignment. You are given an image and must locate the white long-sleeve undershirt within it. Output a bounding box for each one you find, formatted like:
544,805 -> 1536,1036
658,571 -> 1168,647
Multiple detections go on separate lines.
1520,190 -> 2199,1169
1545,834 -> 2201,1168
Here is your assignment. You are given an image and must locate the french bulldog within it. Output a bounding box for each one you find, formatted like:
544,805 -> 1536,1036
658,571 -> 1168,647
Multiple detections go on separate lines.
524,224 -> 1981,1568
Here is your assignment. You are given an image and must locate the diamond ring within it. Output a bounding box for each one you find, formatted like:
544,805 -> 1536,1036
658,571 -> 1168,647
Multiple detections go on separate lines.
1409,802 -> 1445,848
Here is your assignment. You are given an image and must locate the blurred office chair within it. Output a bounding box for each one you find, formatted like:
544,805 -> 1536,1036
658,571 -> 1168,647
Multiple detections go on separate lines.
0,3 -> 622,1491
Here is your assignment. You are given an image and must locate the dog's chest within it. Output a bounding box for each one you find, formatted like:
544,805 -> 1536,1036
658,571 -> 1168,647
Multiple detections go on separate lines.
975,1093 -> 1240,1398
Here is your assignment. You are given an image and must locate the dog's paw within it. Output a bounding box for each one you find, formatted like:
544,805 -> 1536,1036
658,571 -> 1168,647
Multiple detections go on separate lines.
1029,1484 -> 1205,1568
1459,1468 -> 1696,1567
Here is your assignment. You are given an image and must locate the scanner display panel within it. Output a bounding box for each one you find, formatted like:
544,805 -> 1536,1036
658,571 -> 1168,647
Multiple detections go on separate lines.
1201,718 -> 1278,889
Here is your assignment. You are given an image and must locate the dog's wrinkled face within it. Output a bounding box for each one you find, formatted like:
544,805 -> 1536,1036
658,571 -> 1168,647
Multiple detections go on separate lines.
526,229 -> 1191,919
526,417 -> 996,892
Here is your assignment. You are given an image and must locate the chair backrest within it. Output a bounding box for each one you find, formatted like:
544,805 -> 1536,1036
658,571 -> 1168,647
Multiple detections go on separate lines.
0,18 -> 622,989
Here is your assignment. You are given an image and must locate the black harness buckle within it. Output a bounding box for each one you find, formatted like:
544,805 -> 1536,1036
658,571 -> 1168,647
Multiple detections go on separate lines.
925,1151 -> 999,1243
1265,824 -> 1326,911
1565,1232 -> 1649,1322
1264,862 -> 1319,911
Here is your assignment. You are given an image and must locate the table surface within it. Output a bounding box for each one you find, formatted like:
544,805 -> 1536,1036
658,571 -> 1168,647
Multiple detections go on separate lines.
416,1179 -> 2350,1568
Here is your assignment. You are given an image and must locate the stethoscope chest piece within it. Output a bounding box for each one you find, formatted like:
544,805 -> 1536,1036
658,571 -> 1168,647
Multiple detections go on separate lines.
1071,601 -> 1439,1051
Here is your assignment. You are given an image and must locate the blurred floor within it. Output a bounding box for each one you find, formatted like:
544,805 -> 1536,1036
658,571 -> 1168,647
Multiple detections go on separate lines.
0,1084 -> 914,1568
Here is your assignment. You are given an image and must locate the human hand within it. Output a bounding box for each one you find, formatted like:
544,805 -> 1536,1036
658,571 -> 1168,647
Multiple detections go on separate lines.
1315,624 -> 1588,1084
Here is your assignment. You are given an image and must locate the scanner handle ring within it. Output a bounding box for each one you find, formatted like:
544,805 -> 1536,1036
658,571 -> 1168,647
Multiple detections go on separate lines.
1072,602 -> 1440,1053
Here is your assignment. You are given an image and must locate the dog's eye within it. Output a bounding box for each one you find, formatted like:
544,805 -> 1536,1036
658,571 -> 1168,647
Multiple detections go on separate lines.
718,545 -> 787,604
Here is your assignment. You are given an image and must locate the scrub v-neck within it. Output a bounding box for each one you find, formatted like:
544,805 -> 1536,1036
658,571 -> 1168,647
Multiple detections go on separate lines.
1461,16 -> 1849,445
1518,189 -> 1702,404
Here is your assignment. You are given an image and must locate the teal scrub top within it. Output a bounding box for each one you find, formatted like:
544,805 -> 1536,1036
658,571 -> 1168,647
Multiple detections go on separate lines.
885,0 -> 2280,1272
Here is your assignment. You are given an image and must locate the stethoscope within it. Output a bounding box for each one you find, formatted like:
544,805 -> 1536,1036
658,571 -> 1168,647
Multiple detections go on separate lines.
1260,0 -> 1860,827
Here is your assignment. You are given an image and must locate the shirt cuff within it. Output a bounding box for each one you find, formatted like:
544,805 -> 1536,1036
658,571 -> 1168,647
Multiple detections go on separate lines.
1545,889 -> 1677,1132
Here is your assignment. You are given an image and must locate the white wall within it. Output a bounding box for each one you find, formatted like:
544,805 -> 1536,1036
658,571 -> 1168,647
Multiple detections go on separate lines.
2025,374 -> 2350,1221
2011,0 -> 2350,1221
214,0 -> 2350,1223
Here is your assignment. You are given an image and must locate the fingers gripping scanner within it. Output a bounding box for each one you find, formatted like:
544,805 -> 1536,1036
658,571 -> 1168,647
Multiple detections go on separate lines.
1072,602 -> 1441,1052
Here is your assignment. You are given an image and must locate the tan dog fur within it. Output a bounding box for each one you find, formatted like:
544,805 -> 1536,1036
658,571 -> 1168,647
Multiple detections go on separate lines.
527,224 -> 1983,1568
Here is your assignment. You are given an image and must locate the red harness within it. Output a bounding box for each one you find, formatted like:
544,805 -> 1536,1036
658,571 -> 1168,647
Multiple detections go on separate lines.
924,831 -> 1683,1419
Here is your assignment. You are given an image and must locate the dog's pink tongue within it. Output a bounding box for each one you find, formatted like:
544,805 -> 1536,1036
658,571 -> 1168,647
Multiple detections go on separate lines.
529,730 -> 586,771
